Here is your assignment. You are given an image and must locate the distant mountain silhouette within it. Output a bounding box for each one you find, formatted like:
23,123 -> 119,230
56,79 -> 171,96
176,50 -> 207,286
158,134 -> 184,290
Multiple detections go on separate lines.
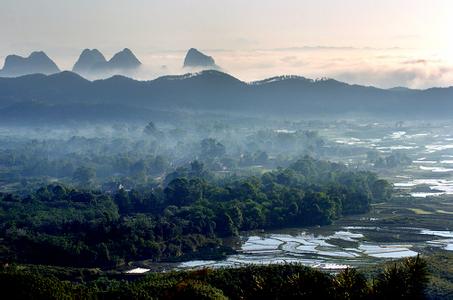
1,70 -> 453,122
183,48 -> 219,69
0,101 -> 180,125
0,51 -> 60,77
108,48 -> 141,69
72,49 -> 107,74
72,48 -> 141,78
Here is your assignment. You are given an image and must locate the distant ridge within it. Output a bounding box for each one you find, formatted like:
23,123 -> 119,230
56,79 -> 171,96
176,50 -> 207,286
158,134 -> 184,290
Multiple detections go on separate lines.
183,48 -> 219,69
1,70 -> 453,120
250,75 -> 310,85
0,51 -> 60,77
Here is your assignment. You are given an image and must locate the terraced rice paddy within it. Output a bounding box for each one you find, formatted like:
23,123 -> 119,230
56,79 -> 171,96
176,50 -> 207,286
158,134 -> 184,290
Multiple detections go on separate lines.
175,225 -> 452,271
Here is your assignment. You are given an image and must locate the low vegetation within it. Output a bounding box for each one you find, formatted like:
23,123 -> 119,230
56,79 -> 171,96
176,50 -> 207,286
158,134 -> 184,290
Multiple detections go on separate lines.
0,256 -> 430,299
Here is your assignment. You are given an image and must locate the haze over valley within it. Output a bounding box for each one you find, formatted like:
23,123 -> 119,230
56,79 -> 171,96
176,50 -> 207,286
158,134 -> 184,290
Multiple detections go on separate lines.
1,1 -> 452,299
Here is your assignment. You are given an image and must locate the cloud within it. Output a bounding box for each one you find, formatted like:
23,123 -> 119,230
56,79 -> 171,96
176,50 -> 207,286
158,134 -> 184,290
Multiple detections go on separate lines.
402,59 -> 427,65
3,45 -> 450,89
334,65 -> 453,89
280,56 -> 306,67
131,48 -> 453,88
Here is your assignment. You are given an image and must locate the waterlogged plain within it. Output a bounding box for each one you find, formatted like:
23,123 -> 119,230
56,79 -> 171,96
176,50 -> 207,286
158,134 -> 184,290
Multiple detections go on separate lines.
324,122 -> 453,198
173,215 -> 453,271
132,194 -> 453,273
150,122 -> 453,273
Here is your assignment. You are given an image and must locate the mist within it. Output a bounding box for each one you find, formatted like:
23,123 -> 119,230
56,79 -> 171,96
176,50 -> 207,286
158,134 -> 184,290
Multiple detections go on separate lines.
1,1 -> 452,298
3,46 -> 453,89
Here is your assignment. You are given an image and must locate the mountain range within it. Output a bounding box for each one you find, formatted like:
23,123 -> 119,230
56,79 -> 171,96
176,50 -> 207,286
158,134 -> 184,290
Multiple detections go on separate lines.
0,51 -> 60,77
0,70 -> 452,124
72,48 -> 141,78
0,48 -> 217,79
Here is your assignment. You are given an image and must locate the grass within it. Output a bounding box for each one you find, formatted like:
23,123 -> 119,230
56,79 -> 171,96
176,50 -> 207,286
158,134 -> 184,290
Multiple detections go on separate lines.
407,208 -> 433,215
436,209 -> 453,215
425,251 -> 453,298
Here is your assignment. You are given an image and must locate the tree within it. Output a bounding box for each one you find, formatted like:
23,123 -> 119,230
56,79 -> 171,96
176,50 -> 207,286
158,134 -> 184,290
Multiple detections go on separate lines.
114,188 -> 132,213
300,192 -> 335,225
191,160 -> 205,177
215,212 -> 238,236
169,280 -> 228,300
143,121 -> 158,135
200,138 -> 226,158
72,166 -> 96,186
150,155 -> 168,175
164,178 -> 204,207
404,255 -> 429,299
371,179 -> 393,202
334,268 -> 369,299
373,256 -> 429,299
254,151 -> 269,165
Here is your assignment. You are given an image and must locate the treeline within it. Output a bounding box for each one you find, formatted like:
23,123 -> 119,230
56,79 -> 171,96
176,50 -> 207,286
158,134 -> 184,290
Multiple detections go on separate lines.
0,126 -> 329,193
366,151 -> 412,169
0,157 -> 392,267
0,256 -> 429,299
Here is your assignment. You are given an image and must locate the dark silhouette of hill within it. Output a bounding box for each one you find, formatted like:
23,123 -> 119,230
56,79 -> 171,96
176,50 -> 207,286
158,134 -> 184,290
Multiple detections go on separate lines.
107,48 -> 141,69
71,48 -> 141,78
72,49 -> 107,74
183,48 -> 219,69
0,70 -> 452,122
0,101 -> 181,125
0,51 -> 60,77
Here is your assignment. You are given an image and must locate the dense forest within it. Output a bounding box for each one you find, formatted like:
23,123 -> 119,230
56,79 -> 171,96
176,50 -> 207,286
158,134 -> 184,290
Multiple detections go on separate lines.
0,156 -> 391,268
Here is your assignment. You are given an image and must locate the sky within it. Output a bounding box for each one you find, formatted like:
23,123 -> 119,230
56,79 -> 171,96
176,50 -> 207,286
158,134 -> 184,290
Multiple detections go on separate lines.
1,0 -> 452,88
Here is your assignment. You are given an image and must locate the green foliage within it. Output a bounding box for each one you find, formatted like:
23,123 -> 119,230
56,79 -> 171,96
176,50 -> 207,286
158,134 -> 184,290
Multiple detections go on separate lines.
0,157 -> 391,268
167,280 -> 227,300
373,255 -> 429,299
200,138 -> 226,161
0,271 -> 92,300
72,166 -> 96,186
334,268 -> 369,300
0,260 -> 430,299
367,151 -> 412,169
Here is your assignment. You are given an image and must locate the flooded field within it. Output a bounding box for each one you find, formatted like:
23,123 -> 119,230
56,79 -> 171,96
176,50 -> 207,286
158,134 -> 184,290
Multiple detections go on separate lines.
326,122 -> 453,198
129,122 -> 453,274
174,225 -> 452,271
